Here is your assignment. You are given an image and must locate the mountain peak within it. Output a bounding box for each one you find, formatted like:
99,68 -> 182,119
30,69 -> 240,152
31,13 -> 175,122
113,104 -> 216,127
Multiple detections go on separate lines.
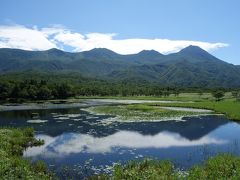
180,45 -> 208,54
138,49 -> 162,56
174,45 -> 219,62
82,48 -> 120,60
87,48 -> 118,54
0,47 -> 239,88
46,48 -> 65,54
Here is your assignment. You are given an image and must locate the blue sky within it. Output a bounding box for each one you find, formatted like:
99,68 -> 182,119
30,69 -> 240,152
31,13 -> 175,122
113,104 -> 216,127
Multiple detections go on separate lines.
0,0 -> 239,64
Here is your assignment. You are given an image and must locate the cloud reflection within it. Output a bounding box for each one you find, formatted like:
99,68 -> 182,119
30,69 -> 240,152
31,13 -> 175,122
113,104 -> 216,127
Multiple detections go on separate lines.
24,131 -> 226,158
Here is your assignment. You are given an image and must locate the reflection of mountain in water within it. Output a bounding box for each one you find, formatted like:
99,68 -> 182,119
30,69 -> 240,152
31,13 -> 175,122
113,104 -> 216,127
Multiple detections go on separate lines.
118,116 -> 228,140
0,107 -> 229,141
24,130 -> 226,157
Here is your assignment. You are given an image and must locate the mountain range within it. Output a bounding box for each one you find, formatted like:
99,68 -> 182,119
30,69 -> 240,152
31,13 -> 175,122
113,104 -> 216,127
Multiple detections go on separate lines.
0,45 -> 240,88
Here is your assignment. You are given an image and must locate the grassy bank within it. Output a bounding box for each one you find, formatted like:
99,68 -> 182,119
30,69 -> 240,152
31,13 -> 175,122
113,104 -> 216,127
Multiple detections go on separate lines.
91,154 -> 240,179
77,92 -> 234,102
87,103 -> 209,121
150,101 -> 240,120
0,127 -> 52,179
82,92 -> 240,121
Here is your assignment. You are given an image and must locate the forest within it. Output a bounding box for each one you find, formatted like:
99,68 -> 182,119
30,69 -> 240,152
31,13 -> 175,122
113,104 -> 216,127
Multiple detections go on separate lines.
0,72 -> 234,101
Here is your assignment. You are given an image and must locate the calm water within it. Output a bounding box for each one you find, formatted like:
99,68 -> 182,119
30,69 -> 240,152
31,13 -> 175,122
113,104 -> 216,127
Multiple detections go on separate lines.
0,105 -> 240,179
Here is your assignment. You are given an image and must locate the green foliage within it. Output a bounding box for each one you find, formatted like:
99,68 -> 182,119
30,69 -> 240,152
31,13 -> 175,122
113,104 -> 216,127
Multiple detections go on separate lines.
88,103 -> 206,121
0,78 -> 77,101
112,159 -> 179,180
152,100 -> 240,121
37,85 -> 52,100
1,46 -> 240,88
90,155 -> 240,180
0,72 -> 238,102
0,73 -> 184,101
54,83 -> 75,99
188,154 -> 240,179
88,175 -> 109,180
212,91 -> 225,101
232,91 -> 240,101
0,127 -> 52,179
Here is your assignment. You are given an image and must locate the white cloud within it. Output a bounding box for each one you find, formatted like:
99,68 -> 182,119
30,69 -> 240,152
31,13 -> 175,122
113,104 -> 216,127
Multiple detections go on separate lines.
0,24 -> 229,54
0,25 -> 57,50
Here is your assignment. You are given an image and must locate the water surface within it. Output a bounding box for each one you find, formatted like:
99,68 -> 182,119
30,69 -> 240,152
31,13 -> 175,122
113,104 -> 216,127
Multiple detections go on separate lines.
0,103 -> 239,179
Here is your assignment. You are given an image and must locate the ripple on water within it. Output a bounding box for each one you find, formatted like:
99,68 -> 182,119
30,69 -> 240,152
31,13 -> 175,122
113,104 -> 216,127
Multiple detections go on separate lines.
27,119 -> 48,123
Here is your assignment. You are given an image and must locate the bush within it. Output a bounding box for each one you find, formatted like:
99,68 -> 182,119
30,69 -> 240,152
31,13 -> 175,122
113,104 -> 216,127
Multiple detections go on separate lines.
212,91 -> 225,101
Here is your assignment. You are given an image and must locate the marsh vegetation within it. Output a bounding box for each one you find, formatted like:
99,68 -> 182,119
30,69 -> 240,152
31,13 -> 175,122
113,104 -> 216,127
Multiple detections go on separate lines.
1,91 -> 240,179
91,154 -> 240,179
0,128 -> 52,179
87,103 -> 212,122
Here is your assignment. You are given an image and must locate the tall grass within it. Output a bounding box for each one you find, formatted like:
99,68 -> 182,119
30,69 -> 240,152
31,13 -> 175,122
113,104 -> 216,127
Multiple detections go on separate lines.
0,127 -> 52,179
90,154 -> 240,179
151,101 -> 240,120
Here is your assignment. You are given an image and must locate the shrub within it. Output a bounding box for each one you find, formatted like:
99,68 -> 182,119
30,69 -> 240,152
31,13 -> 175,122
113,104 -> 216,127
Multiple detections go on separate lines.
212,91 -> 225,101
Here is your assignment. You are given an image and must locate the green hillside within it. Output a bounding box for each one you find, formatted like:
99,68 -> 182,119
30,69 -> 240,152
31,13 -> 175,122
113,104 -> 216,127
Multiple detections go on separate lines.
0,46 -> 240,87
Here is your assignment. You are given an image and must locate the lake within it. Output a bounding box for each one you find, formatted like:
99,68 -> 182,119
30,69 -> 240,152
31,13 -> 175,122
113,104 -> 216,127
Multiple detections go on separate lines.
0,100 -> 240,179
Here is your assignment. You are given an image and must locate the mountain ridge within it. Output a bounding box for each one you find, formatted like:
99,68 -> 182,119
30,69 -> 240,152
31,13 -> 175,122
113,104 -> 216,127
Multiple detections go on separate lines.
0,46 -> 240,88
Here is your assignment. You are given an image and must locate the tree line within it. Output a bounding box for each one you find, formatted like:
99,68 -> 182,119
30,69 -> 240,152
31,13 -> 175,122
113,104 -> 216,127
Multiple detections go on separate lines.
0,73 -> 239,102
0,80 -> 75,101
0,79 -> 180,101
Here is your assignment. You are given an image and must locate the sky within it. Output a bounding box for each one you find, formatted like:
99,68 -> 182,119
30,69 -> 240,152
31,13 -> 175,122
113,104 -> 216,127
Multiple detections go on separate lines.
0,0 -> 239,65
